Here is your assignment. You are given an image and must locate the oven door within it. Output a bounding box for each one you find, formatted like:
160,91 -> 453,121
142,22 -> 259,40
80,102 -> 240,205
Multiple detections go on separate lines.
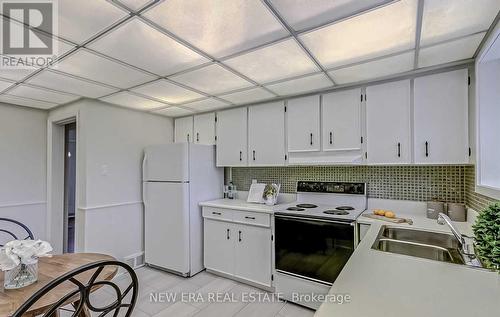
274,214 -> 355,285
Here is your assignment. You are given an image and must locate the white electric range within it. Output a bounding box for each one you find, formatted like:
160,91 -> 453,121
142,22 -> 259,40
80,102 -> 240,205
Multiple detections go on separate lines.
274,181 -> 367,310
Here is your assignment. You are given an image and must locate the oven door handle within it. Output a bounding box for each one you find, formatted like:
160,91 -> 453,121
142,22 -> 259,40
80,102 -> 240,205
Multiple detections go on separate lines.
274,214 -> 355,226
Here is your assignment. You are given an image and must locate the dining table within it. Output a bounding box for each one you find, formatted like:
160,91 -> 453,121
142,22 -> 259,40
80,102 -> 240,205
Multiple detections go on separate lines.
0,253 -> 117,317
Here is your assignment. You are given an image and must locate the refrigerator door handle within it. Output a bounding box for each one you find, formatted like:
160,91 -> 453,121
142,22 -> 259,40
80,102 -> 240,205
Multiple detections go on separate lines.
142,152 -> 147,180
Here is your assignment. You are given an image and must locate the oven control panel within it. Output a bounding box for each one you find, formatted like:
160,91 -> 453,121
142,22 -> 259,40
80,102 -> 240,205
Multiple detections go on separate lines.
296,181 -> 366,195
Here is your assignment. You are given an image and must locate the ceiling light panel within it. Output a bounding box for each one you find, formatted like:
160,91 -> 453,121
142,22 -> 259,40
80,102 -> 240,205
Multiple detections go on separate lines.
89,19 -> 209,76
154,106 -> 194,117
219,87 -> 275,105
8,85 -> 79,104
170,64 -> 254,95
300,0 -> 417,69
27,70 -> 117,98
269,0 -> 389,31
143,0 -> 288,58
266,73 -> 332,96
182,98 -> 232,111
328,51 -> 414,84
101,91 -> 166,110
44,0 -> 127,43
418,32 -> 485,68
132,79 -> 204,104
0,79 -> 15,91
0,94 -> 57,109
420,0 -> 500,46
224,39 -> 319,84
52,50 -> 156,88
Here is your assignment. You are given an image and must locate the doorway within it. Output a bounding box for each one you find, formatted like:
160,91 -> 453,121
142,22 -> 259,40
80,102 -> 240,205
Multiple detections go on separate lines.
63,122 -> 76,253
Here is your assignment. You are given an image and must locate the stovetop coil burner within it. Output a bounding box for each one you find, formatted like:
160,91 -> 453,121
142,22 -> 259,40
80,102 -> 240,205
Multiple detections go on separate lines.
296,203 -> 318,209
287,207 -> 305,211
324,210 -> 350,215
335,206 -> 355,211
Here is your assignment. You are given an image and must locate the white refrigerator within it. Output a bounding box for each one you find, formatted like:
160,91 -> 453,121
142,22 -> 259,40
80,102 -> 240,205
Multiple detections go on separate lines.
143,143 -> 223,277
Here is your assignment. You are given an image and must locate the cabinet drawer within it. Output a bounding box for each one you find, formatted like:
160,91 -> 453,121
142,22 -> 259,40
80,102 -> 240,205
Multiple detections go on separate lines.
203,207 -> 233,222
233,210 -> 270,227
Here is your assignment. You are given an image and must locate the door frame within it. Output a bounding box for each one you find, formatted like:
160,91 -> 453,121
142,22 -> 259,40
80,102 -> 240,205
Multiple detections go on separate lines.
47,109 -> 82,254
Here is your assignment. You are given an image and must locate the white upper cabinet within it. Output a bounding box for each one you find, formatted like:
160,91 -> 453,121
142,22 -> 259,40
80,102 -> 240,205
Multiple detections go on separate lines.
366,80 -> 411,164
194,112 -> 216,145
287,96 -> 321,152
414,69 -> 469,164
174,116 -> 193,143
248,102 -> 286,166
216,107 -> 248,167
322,88 -> 362,151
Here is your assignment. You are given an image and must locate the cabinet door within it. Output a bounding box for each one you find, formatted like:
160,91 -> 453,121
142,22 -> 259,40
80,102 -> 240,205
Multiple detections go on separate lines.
194,112 -> 215,145
287,96 -> 321,152
216,107 -> 247,166
175,116 -> 193,143
366,80 -> 411,164
414,69 -> 469,164
234,225 -> 272,287
204,219 -> 234,276
322,89 -> 362,151
248,102 -> 285,166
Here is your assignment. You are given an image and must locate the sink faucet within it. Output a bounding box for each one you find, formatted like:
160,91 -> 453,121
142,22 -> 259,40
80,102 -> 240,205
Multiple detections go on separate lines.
437,213 -> 468,254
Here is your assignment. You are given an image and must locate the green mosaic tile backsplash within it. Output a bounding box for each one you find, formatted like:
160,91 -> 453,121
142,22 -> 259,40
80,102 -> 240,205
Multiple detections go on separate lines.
229,165 -> 498,209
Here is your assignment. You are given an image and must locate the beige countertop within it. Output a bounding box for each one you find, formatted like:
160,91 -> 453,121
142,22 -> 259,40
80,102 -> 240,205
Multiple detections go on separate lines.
199,198 -> 285,213
315,201 -> 500,317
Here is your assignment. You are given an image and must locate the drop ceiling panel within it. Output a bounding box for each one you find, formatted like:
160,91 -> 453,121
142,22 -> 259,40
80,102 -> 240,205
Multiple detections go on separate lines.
119,0 -> 151,11
0,66 -> 36,81
0,94 -> 57,109
0,79 -> 15,91
154,106 -> 194,117
27,70 -> 117,98
419,33 -> 485,68
44,0 -> 127,43
269,0 -> 388,31
131,79 -> 204,104
53,50 -> 156,88
300,0 -> 417,69
329,51 -> 414,84
182,98 -> 232,111
8,85 -> 79,104
100,91 -> 166,110
224,39 -> 319,83
219,87 -> 275,105
420,0 -> 500,46
143,0 -> 288,58
89,19 -> 209,76
170,64 -> 254,94
266,73 -> 333,96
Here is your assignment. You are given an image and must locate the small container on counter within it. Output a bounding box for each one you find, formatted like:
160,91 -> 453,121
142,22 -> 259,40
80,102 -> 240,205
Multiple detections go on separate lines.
447,203 -> 467,222
426,200 -> 446,219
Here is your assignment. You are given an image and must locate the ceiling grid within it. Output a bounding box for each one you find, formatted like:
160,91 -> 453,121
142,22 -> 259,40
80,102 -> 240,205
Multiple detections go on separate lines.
0,0 -> 497,116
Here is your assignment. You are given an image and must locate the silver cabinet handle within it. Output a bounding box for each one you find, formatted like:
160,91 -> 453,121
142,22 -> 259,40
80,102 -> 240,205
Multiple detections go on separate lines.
187,134 -> 190,142
239,151 -> 242,161
425,141 -> 429,157
212,211 -> 222,215
398,142 -> 401,158
253,150 -> 256,161
196,132 -> 200,142
226,229 -> 230,240
329,132 -> 333,145
244,216 -> 256,220
238,230 -> 242,242
310,133 -> 313,145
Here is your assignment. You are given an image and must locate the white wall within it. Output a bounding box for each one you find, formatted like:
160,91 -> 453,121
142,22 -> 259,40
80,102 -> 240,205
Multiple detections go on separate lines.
48,99 -> 174,260
0,103 -> 47,240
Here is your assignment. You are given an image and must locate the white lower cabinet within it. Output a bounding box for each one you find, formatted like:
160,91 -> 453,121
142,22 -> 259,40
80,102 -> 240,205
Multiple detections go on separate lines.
203,207 -> 273,288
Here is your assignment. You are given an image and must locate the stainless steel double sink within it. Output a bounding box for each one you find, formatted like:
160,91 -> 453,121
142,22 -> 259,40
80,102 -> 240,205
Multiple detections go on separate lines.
372,226 -> 466,265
